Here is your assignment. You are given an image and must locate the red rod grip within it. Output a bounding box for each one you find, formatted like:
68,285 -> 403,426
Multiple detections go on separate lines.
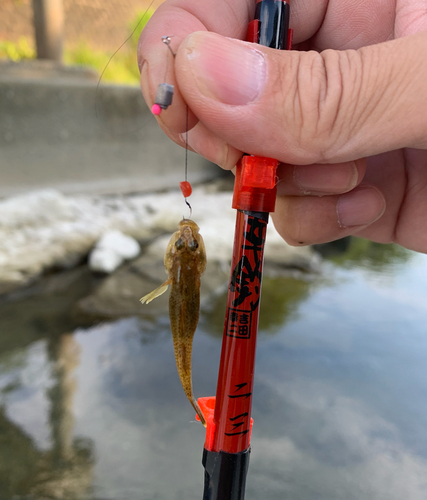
212,211 -> 267,453
232,156 -> 279,213
201,0 -> 291,457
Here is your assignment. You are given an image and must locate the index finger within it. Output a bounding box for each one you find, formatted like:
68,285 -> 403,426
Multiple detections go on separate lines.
138,0 -> 253,134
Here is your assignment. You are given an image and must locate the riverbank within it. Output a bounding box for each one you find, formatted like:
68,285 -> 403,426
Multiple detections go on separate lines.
0,183 -> 320,317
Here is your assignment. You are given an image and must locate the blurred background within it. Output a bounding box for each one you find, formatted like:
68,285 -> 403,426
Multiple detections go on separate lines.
1,0 -> 159,84
0,0 -> 217,198
1,2 -> 427,500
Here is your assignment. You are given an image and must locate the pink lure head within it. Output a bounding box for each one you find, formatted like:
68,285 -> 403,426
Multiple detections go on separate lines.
151,104 -> 162,115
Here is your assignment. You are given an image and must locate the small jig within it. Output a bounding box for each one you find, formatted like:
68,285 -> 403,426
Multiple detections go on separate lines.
151,36 -> 175,115
151,83 -> 174,115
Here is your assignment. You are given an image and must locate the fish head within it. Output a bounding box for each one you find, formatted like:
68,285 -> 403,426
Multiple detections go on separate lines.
176,219 -> 202,252
164,219 -> 206,274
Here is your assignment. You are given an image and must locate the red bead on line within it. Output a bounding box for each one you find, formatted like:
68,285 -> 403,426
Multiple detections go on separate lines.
180,181 -> 192,198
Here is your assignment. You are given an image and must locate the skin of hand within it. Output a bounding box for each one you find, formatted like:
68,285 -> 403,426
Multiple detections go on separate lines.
138,0 -> 427,253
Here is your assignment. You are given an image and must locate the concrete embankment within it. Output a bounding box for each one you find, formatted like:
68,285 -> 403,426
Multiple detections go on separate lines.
0,60 -> 218,197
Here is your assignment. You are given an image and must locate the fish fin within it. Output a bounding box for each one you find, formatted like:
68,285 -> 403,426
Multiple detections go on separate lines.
140,279 -> 171,304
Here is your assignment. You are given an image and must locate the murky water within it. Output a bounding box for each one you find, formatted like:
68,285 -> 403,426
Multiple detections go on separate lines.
0,239 -> 426,500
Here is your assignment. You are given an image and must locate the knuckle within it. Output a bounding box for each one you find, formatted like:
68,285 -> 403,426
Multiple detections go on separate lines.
287,49 -> 363,162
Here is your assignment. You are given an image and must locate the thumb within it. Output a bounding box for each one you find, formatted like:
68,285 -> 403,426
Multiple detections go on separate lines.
175,30 -> 427,164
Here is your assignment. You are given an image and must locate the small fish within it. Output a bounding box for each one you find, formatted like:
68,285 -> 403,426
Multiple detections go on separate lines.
140,219 -> 207,427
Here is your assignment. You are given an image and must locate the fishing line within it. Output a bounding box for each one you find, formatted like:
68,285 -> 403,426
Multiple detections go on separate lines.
155,36 -> 192,217
95,0 -> 158,118
96,4 -> 195,218
184,104 -> 192,218
185,105 -> 189,184
109,113 -> 154,137
274,175 -> 283,188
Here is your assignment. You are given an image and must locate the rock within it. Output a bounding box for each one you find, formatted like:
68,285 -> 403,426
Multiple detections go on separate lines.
96,231 -> 140,260
75,212 -> 320,321
0,190 -> 155,294
89,249 -> 124,274
76,251 -> 230,321
88,231 -> 140,274
264,223 -> 322,274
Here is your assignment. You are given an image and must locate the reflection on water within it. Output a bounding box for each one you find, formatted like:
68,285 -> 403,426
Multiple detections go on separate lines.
0,333 -> 94,499
316,236 -> 411,271
0,239 -> 426,499
204,275 -> 312,336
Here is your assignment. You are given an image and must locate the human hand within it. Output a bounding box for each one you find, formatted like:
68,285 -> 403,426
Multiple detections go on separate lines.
138,0 -> 427,253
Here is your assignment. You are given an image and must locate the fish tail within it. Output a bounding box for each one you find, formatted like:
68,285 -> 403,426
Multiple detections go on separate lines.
179,373 -> 207,427
189,394 -> 207,428
172,338 -> 206,426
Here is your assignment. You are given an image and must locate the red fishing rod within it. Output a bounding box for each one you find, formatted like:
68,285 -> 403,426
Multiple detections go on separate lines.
196,1 -> 293,498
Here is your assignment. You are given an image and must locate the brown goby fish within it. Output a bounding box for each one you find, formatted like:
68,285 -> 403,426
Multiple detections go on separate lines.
140,219 -> 207,427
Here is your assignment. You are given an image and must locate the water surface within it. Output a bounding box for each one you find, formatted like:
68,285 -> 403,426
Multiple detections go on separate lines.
0,240 -> 426,500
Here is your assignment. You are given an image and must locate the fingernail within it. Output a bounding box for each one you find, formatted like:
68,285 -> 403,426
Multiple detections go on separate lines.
183,32 -> 266,105
337,186 -> 385,227
294,162 -> 358,194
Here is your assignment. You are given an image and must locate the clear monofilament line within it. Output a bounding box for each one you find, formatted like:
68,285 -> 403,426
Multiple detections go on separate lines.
184,104 -> 192,217
96,0 -> 157,118
185,105 -> 189,183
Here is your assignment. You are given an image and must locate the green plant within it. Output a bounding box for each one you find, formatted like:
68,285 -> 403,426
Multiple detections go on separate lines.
0,37 -> 35,61
64,8 -> 154,84
129,8 -> 155,49
0,8 -> 154,85
63,42 -> 136,84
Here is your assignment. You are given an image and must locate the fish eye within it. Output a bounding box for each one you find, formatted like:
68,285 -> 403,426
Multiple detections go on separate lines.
189,240 -> 199,251
175,238 -> 185,250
